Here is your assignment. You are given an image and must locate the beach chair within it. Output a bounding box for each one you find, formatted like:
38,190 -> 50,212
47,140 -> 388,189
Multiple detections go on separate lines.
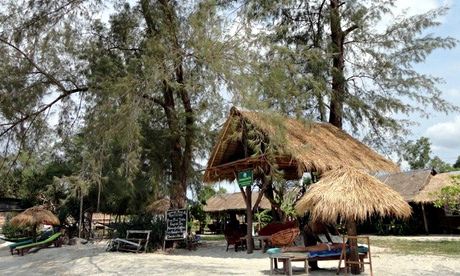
15,232 -> 63,256
269,228 -> 300,247
108,230 -> 151,253
223,228 -> 246,252
9,229 -> 54,255
9,238 -> 33,255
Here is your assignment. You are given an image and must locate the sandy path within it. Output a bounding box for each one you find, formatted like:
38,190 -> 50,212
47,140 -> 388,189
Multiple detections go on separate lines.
1,239 -> 459,275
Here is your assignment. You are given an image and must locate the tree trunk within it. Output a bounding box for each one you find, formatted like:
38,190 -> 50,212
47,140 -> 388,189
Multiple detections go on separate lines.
328,0 -> 346,129
141,0 -> 193,210
263,183 -> 284,221
79,188 -> 83,239
346,220 -> 360,275
245,186 -> 254,253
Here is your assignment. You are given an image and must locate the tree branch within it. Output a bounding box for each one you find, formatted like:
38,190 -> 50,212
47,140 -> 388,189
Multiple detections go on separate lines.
0,88 -> 87,137
344,25 -> 358,36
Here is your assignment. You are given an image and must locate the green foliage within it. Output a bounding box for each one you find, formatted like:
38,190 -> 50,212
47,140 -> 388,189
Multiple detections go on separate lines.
401,137 -> 454,172
402,137 -> 432,169
237,0 -> 458,152
254,209 -> 272,229
453,156 -> 460,169
0,0 -> 249,212
189,202 -> 206,225
1,220 -> 29,238
434,175 -> 460,214
429,156 -> 454,173
374,218 -> 413,236
197,185 -> 226,205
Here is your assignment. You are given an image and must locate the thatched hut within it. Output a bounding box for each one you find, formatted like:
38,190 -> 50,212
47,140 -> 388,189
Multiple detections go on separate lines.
204,192 -> 271,213
204,107 -> 399,253
296,167 -> 411,274
203,192 -> 271,234
205,107 -> 399,183
379,170 -> 460,233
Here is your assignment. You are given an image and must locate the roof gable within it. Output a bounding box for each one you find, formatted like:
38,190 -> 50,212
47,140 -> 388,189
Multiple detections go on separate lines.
204,107 -> 399,182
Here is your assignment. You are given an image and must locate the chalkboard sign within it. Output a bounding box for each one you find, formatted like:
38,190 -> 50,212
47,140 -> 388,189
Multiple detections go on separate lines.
165,209 -> 188,240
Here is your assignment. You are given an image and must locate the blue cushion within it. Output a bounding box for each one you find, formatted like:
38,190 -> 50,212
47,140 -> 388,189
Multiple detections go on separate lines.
266,247 -> 281,254
309,248 -> 342,258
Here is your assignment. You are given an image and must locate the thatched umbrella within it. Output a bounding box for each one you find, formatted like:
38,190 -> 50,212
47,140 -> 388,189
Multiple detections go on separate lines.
10,206 -> 60,241
295,167 -> 411,274
146,198 -> 170,215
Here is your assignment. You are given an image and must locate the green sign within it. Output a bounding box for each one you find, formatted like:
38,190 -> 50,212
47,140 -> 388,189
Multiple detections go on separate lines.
238,170 -> 253,187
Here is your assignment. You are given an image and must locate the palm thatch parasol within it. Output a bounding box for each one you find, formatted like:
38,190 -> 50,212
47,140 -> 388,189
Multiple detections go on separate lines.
146,198 -> 170,214
10,206 -> 60,242
295,167 -> 411,274
296,167 -> 411,222
10,206 -> 60,227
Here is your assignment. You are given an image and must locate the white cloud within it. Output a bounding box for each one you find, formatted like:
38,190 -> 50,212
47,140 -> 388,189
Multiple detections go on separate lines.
392,0 -> 443,16
444,88 -> 460,101
425,115 -> 460,149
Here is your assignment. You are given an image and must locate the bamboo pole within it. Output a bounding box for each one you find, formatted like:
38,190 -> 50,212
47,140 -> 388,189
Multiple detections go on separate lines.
421,203 -> 429,233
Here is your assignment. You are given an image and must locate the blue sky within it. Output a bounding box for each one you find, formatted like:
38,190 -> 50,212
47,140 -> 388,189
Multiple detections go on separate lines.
402,0 -> 460,164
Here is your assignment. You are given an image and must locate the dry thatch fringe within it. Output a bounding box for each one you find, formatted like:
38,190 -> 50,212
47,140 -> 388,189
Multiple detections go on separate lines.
414,172 -> 460,203
10,206 -> 60,227
146,198 -> 170,214
295,167 -> 412,223
204,107 -> 399,183
239,109 -> 399,174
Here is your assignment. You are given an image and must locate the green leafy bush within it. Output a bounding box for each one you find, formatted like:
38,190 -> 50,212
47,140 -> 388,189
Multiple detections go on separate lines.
433,175 -> 460,215
1,221 -> 29,239
255,209 -> 272,229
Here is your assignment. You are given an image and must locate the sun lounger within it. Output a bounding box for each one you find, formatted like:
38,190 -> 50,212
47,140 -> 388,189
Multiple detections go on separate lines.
15,232 -> 62,256
9,238 -> 33,255
9,229 -> 54,255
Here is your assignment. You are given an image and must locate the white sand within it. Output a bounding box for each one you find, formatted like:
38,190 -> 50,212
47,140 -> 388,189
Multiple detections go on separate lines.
1,238 -> 459,275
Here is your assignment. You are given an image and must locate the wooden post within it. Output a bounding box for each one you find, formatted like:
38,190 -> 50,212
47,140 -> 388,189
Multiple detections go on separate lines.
346,220 -> 360,274
421,204 -> 429,233
245,186 -> 254,253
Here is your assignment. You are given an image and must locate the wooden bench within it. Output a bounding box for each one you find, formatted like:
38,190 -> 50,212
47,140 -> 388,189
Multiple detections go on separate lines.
108,230 -> 151,253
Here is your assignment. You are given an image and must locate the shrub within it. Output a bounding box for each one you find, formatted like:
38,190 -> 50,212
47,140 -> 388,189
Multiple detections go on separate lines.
1,221 -> 30,239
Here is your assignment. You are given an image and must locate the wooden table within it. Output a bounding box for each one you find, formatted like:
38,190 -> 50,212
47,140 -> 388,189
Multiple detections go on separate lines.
269,253 -> 308,275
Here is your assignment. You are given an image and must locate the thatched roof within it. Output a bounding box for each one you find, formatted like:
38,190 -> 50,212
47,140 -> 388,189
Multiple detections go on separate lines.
413,171 -> 460,203
203,192 -> 271,213
295,167 -> 412,223
204,107 -> 398,183
146,198 -> 170,214
10,206 -> 60,227
377,169 -> 434,202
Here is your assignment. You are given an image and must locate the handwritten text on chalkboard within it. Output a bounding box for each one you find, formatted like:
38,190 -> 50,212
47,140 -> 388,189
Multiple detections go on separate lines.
165,209 -> 188,240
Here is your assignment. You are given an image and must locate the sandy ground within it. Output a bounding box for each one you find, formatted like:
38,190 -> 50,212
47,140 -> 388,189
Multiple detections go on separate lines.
1,237 -> 460,276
